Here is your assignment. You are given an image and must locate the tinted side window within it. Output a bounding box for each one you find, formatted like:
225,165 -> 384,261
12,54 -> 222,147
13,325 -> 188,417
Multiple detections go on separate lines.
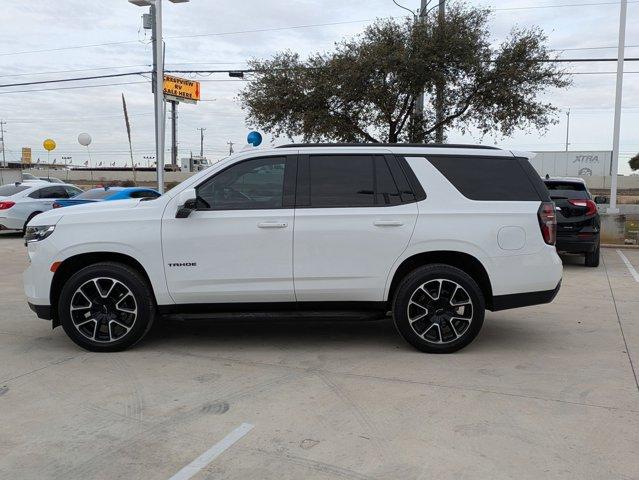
64,186 -> 82,197
309,155 -> 374,207
130,190 -> 160,199
375,156 -> 402,206
197,156 -> 286,210
426,156 -> 540,201
35,186 -> 69,199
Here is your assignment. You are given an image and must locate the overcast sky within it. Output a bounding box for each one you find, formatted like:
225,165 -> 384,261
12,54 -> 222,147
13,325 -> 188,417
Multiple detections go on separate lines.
0,0 -> 637,172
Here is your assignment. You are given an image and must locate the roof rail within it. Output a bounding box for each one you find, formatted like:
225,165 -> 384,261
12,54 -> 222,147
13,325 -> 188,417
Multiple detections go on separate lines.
275,142 -> 500,150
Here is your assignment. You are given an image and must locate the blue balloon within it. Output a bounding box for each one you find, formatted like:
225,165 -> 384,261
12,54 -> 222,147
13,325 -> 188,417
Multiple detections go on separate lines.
247,131 -> 262,147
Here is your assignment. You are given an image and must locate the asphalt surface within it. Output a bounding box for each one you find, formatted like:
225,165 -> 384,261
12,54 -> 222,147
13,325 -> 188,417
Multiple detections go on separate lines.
1,231 -> 638,479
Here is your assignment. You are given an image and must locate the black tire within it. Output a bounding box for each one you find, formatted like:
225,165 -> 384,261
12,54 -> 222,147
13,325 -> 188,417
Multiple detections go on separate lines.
392,264 -> 485,354
23,211 -> 42,235
585,243 -> 600,267
58,262 -> 156,352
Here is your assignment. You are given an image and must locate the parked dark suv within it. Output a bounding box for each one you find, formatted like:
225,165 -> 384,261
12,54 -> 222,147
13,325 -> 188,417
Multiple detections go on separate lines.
543,176 -> 606,267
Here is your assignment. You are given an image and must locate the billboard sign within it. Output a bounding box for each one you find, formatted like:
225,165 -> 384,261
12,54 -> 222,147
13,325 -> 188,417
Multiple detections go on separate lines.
21,147 -> 32,164
163,75 -> 200,104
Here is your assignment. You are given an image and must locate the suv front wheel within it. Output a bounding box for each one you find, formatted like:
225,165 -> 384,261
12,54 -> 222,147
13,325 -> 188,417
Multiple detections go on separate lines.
58,262 -> 156,352
392,264 -> 485,353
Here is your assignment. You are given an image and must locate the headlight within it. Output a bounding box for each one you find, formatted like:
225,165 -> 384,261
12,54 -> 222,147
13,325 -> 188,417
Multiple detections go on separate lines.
24,225 -> 55,244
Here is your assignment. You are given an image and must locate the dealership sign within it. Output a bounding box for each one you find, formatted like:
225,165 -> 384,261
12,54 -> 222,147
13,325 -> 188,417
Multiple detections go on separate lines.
163,75 -> 201,104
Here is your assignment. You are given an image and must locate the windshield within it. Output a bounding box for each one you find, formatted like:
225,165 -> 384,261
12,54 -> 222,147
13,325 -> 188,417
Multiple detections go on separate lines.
75,189 -> 117,200
0,185 -> 29,196
544,181 -> 589,200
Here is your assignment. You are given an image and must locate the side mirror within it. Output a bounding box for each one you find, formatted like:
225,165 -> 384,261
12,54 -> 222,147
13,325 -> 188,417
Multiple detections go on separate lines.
594,195 -> 608,204
175,187 -> 197,218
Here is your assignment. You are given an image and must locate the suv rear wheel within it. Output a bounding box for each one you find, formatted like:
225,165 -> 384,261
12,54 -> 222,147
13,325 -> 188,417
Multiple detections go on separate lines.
585,243 -> 600,267
392,264 -> 485,353
58,262 -> 156,352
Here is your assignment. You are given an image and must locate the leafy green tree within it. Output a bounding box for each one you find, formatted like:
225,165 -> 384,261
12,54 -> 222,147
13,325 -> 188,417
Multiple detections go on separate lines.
629,153 -> 639,171
239,3 -> 570,143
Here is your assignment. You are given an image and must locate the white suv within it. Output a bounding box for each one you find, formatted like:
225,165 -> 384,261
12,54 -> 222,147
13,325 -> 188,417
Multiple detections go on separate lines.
23,144 -> 562,353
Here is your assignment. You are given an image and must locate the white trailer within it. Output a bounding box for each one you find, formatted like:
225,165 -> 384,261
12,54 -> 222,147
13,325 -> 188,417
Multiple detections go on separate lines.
529,151 -> 612,178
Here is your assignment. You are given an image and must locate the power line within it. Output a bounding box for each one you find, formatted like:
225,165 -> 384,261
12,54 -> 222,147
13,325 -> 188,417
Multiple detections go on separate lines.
0,80 -> 149,95
0,64 -> 151,79
0,71 -> 149,88
571,70 -> 639,74
7,46 -> 639,80
551,44 -> 639,52
8,113 -> 155,124
0,39 -> 141,57
544,57 -> 639,62
3,1 -> 638,57
0,62 -> 252,80
491,0 -> 639,11
1,59 -> 639,95
0,18 -> 400,57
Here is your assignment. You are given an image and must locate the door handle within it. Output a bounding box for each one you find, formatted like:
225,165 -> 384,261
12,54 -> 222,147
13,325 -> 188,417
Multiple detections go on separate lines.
374,220 -> 403,227
257,222 -> 288,228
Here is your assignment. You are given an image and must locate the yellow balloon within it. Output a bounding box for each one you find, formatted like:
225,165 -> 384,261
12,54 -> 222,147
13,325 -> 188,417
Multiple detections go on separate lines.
43,139 -> 56,151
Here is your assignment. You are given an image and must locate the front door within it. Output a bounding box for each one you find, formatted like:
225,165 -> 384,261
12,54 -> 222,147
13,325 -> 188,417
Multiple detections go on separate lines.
162,155 -> 297,304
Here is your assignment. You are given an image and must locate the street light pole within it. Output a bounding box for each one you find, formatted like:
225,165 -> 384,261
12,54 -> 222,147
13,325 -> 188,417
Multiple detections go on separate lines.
129,0 -> 189,193
151,0 -> 165,193
609,0 -> 627,214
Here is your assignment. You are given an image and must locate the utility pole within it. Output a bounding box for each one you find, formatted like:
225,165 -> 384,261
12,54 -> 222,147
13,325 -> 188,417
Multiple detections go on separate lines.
170,100 -> 178,166
434,0 -> 446,143
565,108 -> 570,152
0,120 -> 6,168
227,140 -> 234,155
411,0 -> 444,143
608,0 -> 627,214
413,0 -> 428,132
198,127 -> 206,157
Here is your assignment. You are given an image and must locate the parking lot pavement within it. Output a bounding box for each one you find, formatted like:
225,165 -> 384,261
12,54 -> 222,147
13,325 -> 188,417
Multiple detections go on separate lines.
1,232 -> 638,480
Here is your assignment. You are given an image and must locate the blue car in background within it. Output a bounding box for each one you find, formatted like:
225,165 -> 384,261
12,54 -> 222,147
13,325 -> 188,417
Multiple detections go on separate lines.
52,186 -> 161,209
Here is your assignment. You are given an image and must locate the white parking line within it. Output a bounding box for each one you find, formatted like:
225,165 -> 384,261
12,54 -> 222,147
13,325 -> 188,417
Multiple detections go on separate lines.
616,249 -> 639,283
168,423 -> 254,480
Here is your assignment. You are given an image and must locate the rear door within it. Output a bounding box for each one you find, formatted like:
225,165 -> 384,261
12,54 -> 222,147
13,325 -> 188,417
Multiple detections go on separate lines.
293,154 -> 419,302
29,185 -> 72,210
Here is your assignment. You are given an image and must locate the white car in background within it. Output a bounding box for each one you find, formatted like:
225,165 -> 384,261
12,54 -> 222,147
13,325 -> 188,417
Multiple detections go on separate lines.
0,182 -> 83,234
21,173 -> 64,183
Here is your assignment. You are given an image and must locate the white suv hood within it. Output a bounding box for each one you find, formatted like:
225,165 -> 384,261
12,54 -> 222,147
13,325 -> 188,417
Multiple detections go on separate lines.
29,199 -> 145,226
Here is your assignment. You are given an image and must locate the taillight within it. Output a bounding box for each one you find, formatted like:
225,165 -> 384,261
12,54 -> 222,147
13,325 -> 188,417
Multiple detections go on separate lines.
0,201 -> 15,210
538,201 -> 556,245
568,199 -> 597,216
